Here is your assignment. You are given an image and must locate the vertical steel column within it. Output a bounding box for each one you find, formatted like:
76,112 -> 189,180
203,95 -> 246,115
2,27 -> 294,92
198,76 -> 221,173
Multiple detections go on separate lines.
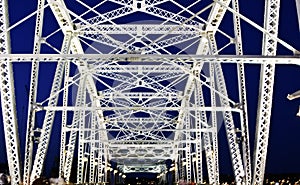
77,76 -> 87,184
97,142 -> 104,183
23,0 -> 45,184
59,55 -> 70,178
0,0 -> 21,184
201,61 -> 219,185
179,149 -> 184,180
232,0 -> 252,184
104,145 -> 109,183
208,32 -> 245,184
30,33 -> 72,183
210,63 -> 220,185
63,79 -> 86,181
214,62 -> 245,184
174,155 -> 179,183
185,114 -> 192,183
196,31 -> 218,185
89,110 -> 96,183
196,28 -> 220,185
252,0 -> 280,184
194,80 -> 205,184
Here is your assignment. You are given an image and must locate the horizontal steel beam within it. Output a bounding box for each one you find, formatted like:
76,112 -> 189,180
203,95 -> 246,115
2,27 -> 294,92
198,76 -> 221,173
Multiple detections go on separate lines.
0,54 -> 299,64
81,140 -> 212,144
98,92 -> 183,99
76,24 -> 202,35
109,144 -> 175,148
36,105 -> 242,112
106,117 -> 174,121
91,65 -> 188,73
64,128 -> 213,132
110,156 -> 172,160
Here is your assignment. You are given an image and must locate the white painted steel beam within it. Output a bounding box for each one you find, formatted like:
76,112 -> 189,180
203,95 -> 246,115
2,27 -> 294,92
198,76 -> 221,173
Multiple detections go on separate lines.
0,54 -> 299,64
30,33 -> 72,183
252,0 -> 280,185
232,0 -> 252,184
0,0 -> 22,184
23,0 -> 45,184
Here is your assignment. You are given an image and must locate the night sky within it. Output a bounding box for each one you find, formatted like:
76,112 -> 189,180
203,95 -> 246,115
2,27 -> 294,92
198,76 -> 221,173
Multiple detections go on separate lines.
0,0 -> 300,178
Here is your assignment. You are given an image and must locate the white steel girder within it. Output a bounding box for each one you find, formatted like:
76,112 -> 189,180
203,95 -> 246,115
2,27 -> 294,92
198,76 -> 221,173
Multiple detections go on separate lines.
23,0 -> 45,184
207,31 -> 245,184
1,54 -> 300,64
0,0 -> 22,184
59,59 -> 70,178
77,76 -> 87,184
232,0 -> 252,184
252,0 -> 280,185
63,73 -> 87,182
30,33 -> 72,183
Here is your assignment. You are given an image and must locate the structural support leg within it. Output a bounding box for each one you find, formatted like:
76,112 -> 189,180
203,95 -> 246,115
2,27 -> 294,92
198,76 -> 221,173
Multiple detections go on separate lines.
185,114 -> 192,183
63,74 -> 87,181
208,32 -> 245,184
59,60 -> 70,178
252,1 -> 280,184
97,142 -> 104,183
207,62 -> 219,185
232,0 -> 252,184
214,62 -> 245,184
174,157 -> 179,183
89,110 -> 96,183
30,33 -> 72,182
194,80 -> 203,184
179,150 -> 184,181
23,0 -> 45,184
0,0 -> 21,184
77,76 -> 87,184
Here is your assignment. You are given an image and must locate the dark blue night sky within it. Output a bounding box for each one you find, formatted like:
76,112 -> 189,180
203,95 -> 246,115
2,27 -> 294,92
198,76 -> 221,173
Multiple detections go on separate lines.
0,0 -> 300,177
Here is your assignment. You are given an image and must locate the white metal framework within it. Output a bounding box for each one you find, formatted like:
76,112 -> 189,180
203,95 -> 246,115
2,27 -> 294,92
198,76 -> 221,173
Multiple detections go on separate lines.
0,0 -> 299,185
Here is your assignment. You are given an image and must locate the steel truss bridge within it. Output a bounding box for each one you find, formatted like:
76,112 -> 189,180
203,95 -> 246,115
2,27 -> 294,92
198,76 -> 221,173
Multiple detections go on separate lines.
0,0 -> 299,184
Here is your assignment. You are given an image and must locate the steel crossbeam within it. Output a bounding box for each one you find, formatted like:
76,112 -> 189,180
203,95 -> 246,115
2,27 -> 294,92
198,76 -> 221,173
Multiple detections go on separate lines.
145,6 -> 203,28
0,54 -> 299,64
77,24 -> 200,35
91,64 -> 187,73
85,7 -> 134,25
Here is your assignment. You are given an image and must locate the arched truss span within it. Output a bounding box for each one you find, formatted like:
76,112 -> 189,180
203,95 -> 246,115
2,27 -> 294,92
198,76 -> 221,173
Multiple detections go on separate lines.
0,0 -> 299,185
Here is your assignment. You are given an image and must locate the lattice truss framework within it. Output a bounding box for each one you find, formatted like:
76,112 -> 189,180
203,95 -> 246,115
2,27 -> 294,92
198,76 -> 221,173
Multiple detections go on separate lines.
0,0 -> 298,184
